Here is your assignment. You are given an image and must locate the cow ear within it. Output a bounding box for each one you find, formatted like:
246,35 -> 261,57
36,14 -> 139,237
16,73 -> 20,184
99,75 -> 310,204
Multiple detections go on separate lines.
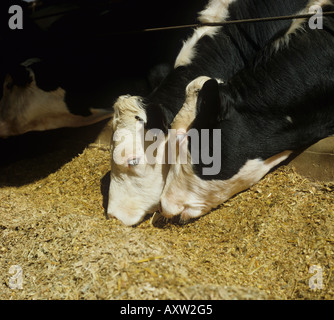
195,79 -> 232,128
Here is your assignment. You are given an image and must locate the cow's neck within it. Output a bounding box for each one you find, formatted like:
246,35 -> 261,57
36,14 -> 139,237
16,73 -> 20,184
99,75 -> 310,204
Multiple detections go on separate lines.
148,66 -> 191,116
193,83 -> 334,182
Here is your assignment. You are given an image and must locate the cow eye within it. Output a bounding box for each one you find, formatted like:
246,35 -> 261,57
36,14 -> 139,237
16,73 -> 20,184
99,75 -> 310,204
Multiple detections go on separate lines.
127,158 -> 140,167
135,115 -> 144,122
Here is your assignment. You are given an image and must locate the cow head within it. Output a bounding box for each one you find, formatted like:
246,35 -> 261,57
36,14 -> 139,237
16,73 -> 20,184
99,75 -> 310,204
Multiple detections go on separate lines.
160,77 -> 225,221
107,76 -> 215,226
0,58 -> 112,137
107,95 -> 169,226
107,76 -> 214,226
160,77 -> 291,222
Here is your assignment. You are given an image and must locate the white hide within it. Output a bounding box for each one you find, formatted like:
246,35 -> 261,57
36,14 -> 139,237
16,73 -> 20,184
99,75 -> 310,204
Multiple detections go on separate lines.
160,150 -> 292,221
0,61 -> 112,137
107,95 -> 167,226
198,0 -> 238,23
174,0 -> 237,68
273,0 -> 333,51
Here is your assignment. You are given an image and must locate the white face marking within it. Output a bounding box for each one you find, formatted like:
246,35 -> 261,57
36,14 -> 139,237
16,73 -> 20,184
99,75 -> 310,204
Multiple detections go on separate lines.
107,167 -> 166,226
174,0 -> 237,68
0,62 -> 112,137
108,95 -> 168,226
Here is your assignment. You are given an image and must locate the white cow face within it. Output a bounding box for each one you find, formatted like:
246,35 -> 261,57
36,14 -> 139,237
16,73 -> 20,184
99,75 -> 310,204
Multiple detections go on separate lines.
108,95 -> 168,226
0,59 -> 112,137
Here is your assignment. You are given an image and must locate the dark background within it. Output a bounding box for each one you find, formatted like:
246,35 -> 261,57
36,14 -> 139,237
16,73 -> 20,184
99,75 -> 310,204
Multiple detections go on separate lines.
0,0 -> 206,167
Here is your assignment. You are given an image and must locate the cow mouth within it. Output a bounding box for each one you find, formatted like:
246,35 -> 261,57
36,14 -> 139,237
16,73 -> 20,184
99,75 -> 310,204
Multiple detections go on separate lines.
159,200 -> 205,222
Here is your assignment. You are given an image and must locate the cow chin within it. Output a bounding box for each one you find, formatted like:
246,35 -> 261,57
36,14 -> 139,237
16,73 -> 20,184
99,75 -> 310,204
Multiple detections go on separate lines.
159,197 -> 184,219
180,206 -> 205,222
160,195 -> 207,222
107,177 -> 162,226
107,207 -> 147,227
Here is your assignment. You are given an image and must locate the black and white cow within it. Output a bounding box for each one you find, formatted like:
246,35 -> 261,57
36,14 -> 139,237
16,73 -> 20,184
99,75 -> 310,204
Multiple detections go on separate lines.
0,57 -> 116,137
160,2 -> 334,221
108,0 -> 315,226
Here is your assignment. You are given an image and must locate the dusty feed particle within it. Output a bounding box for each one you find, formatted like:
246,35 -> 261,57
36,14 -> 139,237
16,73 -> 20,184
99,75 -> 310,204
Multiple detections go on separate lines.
0,146 -> 333,299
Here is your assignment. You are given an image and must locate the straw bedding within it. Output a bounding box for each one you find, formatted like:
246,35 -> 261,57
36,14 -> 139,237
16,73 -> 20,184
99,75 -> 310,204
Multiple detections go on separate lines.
0,126 -> 333,300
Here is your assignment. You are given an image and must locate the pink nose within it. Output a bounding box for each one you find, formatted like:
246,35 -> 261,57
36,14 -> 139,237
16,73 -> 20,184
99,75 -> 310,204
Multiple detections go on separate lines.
160,197 -> 184,218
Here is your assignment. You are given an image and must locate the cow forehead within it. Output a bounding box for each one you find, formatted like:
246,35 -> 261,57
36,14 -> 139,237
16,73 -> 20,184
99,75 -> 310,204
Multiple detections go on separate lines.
112,95 -> 146,130
110,95 -> 147,167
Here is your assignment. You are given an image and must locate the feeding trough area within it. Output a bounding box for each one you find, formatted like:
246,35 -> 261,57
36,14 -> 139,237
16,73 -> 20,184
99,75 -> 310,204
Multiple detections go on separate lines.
0,121 -> 333,299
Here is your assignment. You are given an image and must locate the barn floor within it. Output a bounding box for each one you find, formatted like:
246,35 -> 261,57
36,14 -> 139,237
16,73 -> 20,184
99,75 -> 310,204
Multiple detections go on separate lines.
0,122 -> 333,300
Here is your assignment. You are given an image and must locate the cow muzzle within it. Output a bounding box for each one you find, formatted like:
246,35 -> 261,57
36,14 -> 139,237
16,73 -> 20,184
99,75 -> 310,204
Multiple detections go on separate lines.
160,197 -> 184,219
160,196 -> 206,222
107,206 -> 147,227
